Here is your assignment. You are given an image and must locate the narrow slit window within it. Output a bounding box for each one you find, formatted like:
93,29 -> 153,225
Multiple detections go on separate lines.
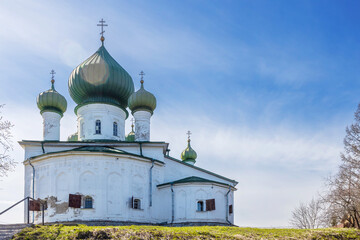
197,201 -> 204,211
81,122 -> 85,138
113,122 -> 118,136
84,197 -> 93,209
95,120 -> 101,134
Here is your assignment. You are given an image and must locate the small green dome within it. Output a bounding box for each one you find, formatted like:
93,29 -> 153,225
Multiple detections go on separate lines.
181,139 -> 197,164
37,81 -> 67,117
128,78 -> 156,115
68,45 -> 134,113
67,132 -> 78,141
126,124 -> 135,142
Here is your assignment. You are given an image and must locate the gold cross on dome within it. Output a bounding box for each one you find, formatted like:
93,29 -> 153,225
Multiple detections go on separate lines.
131,118 -> 135,125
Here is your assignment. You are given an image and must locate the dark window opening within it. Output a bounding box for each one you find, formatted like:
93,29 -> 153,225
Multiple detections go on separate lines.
133,198 -> 141,209
95,120 -> 101,134
197,201 -> 204,211
229,204 -> 233,214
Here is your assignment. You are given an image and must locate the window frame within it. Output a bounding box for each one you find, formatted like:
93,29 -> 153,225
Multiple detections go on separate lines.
113,122 -> 118,136
197,200 -> 204,212
133,198 -> 141,210
84,196 -> 93,209
95,120 -> 101,135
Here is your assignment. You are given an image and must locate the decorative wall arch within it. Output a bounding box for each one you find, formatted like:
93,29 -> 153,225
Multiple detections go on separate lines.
215,190 -> 225,214
79,171 -> 96,195
37,176 -> 49,199
55,172 -> 68,201
107,172 -> 122,214
176,190 -> 187,220
131,174 -> 145,198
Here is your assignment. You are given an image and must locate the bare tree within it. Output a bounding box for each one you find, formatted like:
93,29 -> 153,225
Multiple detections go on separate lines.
0,104 -> 14,177
290,198 -> 324,229
322,104 -> 360,228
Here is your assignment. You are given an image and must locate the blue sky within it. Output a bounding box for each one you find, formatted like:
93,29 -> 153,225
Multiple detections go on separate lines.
0,0 -> 360,227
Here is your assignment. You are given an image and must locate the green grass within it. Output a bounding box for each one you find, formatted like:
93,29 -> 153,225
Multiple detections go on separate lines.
13,225 -> 360,239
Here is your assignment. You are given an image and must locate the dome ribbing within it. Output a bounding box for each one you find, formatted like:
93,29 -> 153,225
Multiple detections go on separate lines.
37,81 -> 67,117
68,45 -> 134,114
181,139 -> 197,164
128,79 -> 156,115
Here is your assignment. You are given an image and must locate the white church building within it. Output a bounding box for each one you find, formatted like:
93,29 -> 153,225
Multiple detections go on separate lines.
20,22 -> 237,225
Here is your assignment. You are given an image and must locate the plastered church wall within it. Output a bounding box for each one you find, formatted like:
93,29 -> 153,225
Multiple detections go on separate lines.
24,153 -> 167,224
77,104 -> 126,141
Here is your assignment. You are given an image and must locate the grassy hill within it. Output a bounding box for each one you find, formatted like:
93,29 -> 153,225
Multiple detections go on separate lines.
13,225 -> 360,239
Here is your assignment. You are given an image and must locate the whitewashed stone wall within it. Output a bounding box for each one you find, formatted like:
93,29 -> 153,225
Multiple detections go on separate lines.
41,112 -> 61,141
158,184 -> 234,224
22,143 -> 235,224
77,104 -> 126,141
24,152 -> 165,224
133,111 -> 151,141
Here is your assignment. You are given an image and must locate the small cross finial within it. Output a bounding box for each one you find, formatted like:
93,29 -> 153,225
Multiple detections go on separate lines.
186,130 -> 192,142
50,69 -> 56,80
97,18 -> 108,44
50,70 -> 56,89
139,71 -> 145,84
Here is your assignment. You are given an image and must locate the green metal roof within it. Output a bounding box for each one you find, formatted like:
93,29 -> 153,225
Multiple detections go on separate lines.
68,45 -> 134,111
165,156 -> 238,185
128,80 -> 156,115
157,176 -> 233,188
27,145 -> 164,164
37,82 -> 67,116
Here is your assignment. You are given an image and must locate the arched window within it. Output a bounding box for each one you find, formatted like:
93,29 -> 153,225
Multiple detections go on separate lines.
197,201 -> 204,211
95,120 -> 101,134
113,122 -> 118,136
133,198 -> 141,209
84,196 -> 93,209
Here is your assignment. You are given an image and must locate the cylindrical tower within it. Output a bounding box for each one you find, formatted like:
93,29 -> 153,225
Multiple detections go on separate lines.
128,72 -> 157,141
37,72 -> 67,141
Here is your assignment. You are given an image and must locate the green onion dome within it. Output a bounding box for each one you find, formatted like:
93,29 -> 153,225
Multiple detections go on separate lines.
67,132 -> 78,141
37,80 -> 67,117
68,45 -> 134,114
181,139 -> 197,164
128,79 -> 157,115
125,124 -> 135,142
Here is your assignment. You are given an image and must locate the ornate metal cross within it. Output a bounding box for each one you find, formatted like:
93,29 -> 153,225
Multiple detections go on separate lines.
50,70 -> 56,80
97,18 -> 108,37
139,71 -> 145,81
186,130 -> 192,140
131,118 -> 135,126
